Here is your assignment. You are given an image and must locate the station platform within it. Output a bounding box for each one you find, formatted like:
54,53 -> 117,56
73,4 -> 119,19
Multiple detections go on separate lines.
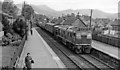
92,40 -> 120,60
16,28 -> 66,68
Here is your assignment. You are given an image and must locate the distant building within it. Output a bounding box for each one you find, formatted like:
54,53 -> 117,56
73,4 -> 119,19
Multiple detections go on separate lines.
81,15 -> 90,21
103,19 -> 120,37
59,13 -> 87,27
110,19 -> 120,31
94,18 -> 110,26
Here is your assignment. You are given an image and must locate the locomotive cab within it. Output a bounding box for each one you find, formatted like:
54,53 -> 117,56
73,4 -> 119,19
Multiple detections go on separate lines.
67,26 -> 92,53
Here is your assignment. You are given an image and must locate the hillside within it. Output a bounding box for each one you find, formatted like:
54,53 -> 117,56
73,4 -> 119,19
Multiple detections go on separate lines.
16,4 -> 117,19
31,5 -> 61,17
60,9 -> 117,18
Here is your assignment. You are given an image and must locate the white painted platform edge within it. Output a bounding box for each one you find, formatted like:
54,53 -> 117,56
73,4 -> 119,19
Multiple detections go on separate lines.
34,28 -> 66,68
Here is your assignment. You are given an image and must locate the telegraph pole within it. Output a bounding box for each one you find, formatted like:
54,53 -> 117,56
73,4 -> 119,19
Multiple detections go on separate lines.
90,9 -> 93,27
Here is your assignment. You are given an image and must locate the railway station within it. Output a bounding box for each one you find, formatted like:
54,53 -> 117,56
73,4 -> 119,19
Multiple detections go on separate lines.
2,14 -> 119,69
1,0 -> 120,70
2,14 -> 120,69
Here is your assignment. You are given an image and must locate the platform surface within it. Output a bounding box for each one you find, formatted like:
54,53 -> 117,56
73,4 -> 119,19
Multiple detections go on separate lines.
17,28 -> 65,68
92,40 -> 120,60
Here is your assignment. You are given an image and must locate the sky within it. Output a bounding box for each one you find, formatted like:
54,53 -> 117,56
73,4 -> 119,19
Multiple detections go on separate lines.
0,0 -> 120,13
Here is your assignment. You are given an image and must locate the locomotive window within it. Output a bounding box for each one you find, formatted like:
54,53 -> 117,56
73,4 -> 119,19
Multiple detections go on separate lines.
73,33 -> 75,36
60,30 -> 62,36
70,33 -> 71,37
63,31 -> 65,37
68,33 -> 70,37
71,33 -> 73,37
62,31 -> 64,37
73,33 -> 76,41
66,32 -> 68,37
58,29 -> 60,35
70,33 -> 72,37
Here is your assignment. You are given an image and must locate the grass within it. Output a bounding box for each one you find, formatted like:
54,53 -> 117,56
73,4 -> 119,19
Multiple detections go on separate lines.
2,46 -> 18,67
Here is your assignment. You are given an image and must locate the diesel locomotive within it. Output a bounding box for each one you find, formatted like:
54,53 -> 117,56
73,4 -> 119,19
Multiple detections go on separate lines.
37,22 -> 92,54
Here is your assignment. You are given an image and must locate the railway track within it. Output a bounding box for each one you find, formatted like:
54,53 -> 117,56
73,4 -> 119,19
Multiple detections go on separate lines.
78,55 -> 115,70
36,27 -> 115,70
37,28 -> 80,70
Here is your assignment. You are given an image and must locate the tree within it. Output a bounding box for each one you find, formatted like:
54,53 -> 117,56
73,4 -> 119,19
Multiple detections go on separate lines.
21,3 -> 34,20
12,16 -> 27,37
2,0 -> 18,18
2,15 -> 12,36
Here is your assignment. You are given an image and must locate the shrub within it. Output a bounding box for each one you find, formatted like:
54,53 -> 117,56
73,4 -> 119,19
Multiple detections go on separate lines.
12,16 -> 27,38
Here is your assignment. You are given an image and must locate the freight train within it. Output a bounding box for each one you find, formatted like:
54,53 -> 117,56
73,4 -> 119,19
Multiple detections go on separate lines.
92,33 -> 120,48
37,22 -> 92,54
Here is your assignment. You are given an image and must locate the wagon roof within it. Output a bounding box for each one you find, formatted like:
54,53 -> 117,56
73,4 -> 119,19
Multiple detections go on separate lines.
57,25 -> 70,30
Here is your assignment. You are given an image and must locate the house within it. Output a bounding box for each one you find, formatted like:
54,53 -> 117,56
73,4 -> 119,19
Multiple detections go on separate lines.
60,13 -> 87,27
71,18 -> 87,27
61,14 -> 76,25
110,19 -> 120,31
81,15 -> 90,21
103,19 -> 120,37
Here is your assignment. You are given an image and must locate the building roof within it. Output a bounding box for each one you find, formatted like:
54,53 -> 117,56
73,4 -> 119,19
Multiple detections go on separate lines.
61,15 -> 76,25
55,18 -> 63,24
72,19 -> 86,27
60,14 -> 87,27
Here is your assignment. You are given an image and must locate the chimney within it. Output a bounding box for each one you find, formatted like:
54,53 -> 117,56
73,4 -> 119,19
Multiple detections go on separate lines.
76,12 -> 80,19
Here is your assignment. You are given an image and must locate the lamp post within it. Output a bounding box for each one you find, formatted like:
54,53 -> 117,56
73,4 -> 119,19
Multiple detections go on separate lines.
90,9 -> 93,28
